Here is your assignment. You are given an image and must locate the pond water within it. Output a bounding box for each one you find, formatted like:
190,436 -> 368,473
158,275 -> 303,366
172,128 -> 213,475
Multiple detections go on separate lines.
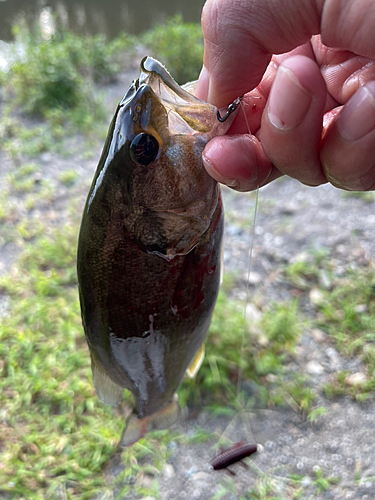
0,0 -> 205,41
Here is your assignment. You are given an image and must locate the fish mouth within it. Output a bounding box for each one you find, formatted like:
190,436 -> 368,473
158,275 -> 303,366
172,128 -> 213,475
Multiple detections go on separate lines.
134,57 -> 219,137
118,57 -> 236,140
139,57 -> 202,106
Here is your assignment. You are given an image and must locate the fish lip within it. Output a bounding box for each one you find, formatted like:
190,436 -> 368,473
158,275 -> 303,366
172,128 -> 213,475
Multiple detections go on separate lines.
119,57 -> 198,111
137,57 -> 221,137
140,57 -> 243,137
139,56 -> 204,106
119,57 -> 239,141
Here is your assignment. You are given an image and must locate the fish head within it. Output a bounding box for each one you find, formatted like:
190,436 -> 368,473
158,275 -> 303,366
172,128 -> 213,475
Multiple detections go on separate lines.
101,57 -> 234,260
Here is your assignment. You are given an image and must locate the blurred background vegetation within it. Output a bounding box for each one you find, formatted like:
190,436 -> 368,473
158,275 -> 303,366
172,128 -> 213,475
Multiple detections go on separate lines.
0,13 -> 204,134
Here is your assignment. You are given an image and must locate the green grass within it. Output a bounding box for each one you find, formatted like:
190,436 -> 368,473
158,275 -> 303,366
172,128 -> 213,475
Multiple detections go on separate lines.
0,112 -> 54,159
311,467 -> 340,493
285,247 -> 332,291
314,264 -> 375,403
284,246 -> 375,402
0,224 -> 123,499
58,170 -> 80,187
315,267 -> 375,356
341,191 -> 375,202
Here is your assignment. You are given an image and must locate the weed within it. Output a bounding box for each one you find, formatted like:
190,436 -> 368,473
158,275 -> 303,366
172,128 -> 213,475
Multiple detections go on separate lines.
8,28 -> 88,114
142,15 -> 203,84
307,405 -> 328,423
0,109 -> 62,159
312,466 -> 340,493
341,191 -> 375,203
0,224 -> 126,498
1,24 -> 134,133
322,371 -> 375,402
246,475 -> 297,500
285,247 -> 332,290
314,265 -> 375,372
281,375 -> 317,417
286,259 -> 320,290
262,300 -> 300,349
59,169 -> 80,187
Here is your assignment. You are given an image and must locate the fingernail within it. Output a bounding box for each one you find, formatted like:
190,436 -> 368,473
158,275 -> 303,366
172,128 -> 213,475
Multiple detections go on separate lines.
195,66 -> 210,102
267,66 -> 312,130
337,83 -> 375,141
202,154 -> 239,189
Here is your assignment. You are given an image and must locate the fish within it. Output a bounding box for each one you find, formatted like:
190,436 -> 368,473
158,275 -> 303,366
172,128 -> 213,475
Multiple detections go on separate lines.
77,57 -> 237,447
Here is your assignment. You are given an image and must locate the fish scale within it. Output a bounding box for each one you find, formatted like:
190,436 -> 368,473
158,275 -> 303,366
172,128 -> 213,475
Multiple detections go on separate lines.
77,57 -> 238,446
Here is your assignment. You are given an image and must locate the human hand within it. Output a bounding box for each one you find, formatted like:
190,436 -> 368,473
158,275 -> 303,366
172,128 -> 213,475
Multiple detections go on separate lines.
195,0 -> 375,192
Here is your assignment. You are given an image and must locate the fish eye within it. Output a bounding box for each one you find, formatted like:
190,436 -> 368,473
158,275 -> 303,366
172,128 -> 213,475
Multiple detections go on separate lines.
129,133 -> 159,166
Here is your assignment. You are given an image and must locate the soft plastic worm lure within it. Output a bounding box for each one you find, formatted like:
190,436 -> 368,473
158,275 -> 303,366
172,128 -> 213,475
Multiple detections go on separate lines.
211,441 -> 257,474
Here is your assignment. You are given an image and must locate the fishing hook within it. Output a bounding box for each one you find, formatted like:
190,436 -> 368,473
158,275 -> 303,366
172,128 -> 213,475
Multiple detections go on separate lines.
217,96 -> 243,122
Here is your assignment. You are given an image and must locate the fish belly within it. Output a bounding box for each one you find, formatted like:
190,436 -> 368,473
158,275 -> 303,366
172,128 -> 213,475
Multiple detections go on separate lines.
78,192 -> 224,443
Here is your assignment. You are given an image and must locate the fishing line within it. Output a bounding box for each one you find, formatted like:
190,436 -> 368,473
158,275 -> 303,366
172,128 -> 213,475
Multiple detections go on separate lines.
211,100 -> 293,500
236,99 -> 259,399
215,98 -> 260,445
211,99 -> 295,500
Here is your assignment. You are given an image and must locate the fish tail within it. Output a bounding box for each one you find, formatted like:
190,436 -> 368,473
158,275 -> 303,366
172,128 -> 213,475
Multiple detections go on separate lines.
120,394 -> 182,448
91,356 -> 124,406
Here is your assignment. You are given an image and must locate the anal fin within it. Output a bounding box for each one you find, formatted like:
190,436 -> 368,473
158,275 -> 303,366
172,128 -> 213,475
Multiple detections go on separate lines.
91,356 -> 124,406
186,343 -> 205,379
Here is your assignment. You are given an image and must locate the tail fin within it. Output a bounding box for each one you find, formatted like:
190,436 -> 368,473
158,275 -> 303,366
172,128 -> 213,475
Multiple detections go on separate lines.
120,394 -> 182,448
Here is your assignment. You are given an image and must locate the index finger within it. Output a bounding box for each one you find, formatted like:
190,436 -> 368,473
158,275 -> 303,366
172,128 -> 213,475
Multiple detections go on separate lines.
199,0 -> 375,108
199,0 -> 321,107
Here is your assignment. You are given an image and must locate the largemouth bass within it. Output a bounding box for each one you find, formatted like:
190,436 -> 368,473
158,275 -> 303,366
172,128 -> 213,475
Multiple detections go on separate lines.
77,57 -> 236,446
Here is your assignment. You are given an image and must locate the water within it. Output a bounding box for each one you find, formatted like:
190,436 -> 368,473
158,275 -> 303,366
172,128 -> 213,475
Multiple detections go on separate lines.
0,0 -> 205,41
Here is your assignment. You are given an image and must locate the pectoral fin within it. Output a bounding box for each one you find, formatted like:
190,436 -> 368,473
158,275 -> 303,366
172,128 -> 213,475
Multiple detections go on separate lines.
91,356 -> 124,406
186,343 -> 205,379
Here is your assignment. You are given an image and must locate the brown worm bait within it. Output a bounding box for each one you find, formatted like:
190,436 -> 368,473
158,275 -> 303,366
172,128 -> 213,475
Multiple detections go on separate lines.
211,441 -> 258,473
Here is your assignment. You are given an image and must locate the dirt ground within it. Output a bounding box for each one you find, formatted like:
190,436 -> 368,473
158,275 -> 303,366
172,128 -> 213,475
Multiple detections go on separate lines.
2,66 -> 375,500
